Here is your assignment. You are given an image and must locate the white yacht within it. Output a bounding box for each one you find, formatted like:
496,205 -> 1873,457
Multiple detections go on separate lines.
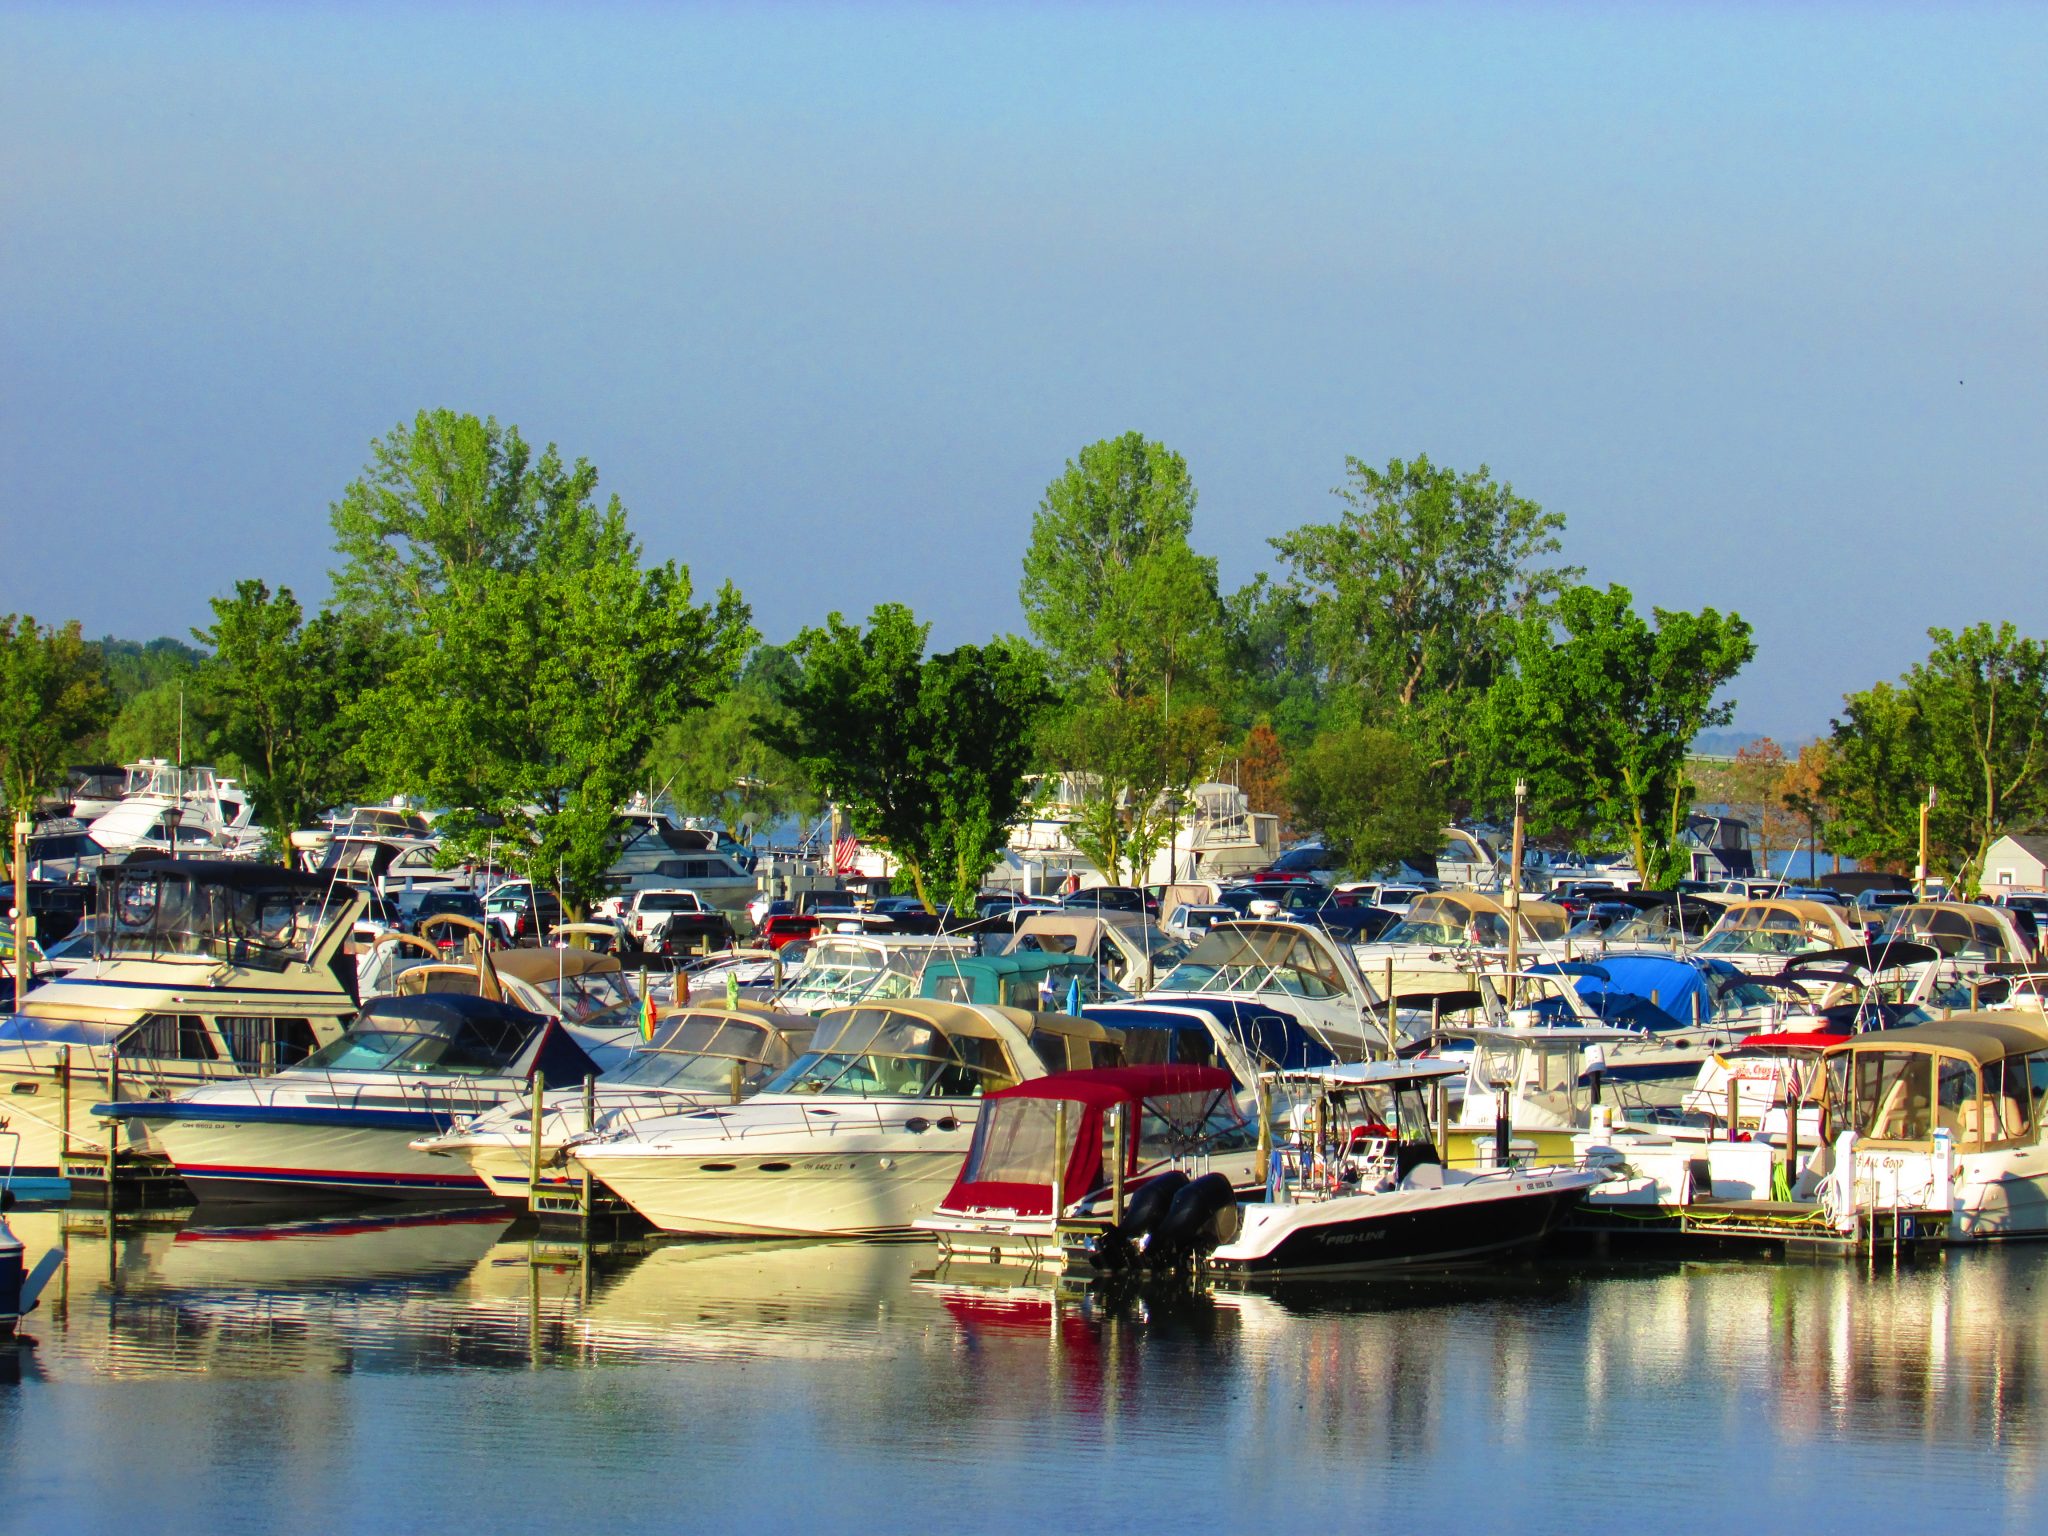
572,997 -> 1117,1237
1351,891 -> 1573,1013
1083,919 -> 1386,1084
769,933 -> 975,1014
0,860 -> 363,1181
101,992 -> 602,1204
411,1004 -> 817,1200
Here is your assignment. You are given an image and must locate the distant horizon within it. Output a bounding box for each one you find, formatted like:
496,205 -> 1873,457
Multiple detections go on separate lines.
5,4 -> 2043,744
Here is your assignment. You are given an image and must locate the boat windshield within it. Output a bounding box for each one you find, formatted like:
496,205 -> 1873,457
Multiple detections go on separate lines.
961,1097 -> 1066,1184
1848,1050 -> 1982,1144
101,868 -> 339,971
606,1015 -> 809,1092
1136,1089 -> 1254,1162
1157,928 -> 1349,999
763,1006 -> 1013,1098
775,940 -> 923,1009
1697,905 -> 1836,957
532,968 -> 637,1027
300,1012 -> 533,1077
1879,907 -> 2014,960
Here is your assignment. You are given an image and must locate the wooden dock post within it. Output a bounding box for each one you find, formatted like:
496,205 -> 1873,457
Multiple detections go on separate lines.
1111,1102 -> 1126,1223
528,1071 -> 546,1201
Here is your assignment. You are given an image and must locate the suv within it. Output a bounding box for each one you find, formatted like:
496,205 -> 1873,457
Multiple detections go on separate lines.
396,889 -> 487,934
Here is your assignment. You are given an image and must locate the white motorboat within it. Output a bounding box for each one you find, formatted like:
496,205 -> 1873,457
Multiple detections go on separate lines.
1082,919 -> 1387,1083
99,992 -> 602,1204
1209,1061 -> 1604,1278
768,933 -> 974,1014
411,1004 -> 817,1200
1350,890 -> 1573,1010
572,998 -> 1117,1237
0,860 -> 363,1180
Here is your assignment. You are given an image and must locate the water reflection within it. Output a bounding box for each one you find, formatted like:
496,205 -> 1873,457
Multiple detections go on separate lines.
5,1204 -> 2048,1527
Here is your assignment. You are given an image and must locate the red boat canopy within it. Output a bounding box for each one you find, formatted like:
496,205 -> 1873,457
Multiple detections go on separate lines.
1734,1032 -> 1850,1052
937,1065 -> 1242,1219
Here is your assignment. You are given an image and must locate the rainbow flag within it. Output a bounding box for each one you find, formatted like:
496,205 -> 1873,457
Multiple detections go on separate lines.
639,985 -> 659,1042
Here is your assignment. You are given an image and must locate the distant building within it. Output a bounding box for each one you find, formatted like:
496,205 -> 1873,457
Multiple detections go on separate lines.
1984,834 -> 2048,891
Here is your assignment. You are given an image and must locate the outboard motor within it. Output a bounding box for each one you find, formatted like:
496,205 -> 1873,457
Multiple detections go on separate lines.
1116,1169 -> 1190,1247
1,1216 -> 25,1333
1148,1171 -> 1240,1265
1084,1170 -> 1192,1272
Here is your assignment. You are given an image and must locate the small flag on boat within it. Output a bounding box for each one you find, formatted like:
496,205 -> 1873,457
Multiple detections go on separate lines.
1065,977 -> 1083,1017
640,985 -> 658,1042
726,970 -> 741,1009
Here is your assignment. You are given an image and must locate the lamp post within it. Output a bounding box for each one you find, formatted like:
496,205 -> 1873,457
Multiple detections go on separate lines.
1505,779 -> 1527,1009
12,810 -> 30,1010
1916,787 -> 1938,899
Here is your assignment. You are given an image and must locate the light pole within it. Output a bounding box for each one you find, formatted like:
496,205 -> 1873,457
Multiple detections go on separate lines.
1916,786 -> 1938,899
12,810 -> 30,1009
1505,779 -> 1527,1009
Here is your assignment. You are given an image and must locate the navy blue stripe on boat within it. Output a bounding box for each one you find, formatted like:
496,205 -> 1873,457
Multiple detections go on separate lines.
94,1102 -> 460,1132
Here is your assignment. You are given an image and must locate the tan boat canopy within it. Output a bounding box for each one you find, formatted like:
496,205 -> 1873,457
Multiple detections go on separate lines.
1392,891 -> 1569,945
1881,903 -> 2030,961
1825,1012 -> 2048,1150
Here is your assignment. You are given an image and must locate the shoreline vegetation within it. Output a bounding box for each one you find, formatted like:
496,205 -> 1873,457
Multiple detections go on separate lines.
4,411 -> 2044,907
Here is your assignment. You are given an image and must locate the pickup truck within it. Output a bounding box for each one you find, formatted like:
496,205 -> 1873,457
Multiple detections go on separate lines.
622,888 -> 735,954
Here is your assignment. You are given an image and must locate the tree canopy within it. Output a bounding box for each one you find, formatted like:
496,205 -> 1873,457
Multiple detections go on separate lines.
779,604 -> 1053,911
1269,454 -> 1578,760
1825,623 -> 2048,892
193,581 -> 377,845
0,616 -> 112,821
1287,725 -> 1445,878
1477,584 -> 1754,886
335,409 -> 754,909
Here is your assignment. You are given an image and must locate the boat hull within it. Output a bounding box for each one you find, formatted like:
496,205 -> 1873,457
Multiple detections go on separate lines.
1210,1170 -> 1601,1278
144,1112 -> 501,1205
581,1146 -> 969,1237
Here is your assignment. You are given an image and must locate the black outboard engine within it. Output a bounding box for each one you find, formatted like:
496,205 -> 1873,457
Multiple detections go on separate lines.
1084,1169 -> 1190,1272
1147,1172 -> 1239,1266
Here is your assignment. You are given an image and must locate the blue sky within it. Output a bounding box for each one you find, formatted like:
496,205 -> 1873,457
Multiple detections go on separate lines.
3,2 -> 2042,739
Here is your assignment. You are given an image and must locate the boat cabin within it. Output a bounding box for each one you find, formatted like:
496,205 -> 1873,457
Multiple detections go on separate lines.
1002,913 -> 1186,993
768,999 -> 1030,1098
1878,903 -> 2035,965
1824,1016 -> 2048,1152
1367,890 -> 1570,950
298,993 -> 599,1083
1695,899 -> 1862,963
603,1006 -> 817,1100
96,860 -> 359,974
920,951 -> 1125,1014
933,1064 -> 1249,1224
772,935 -> 974,1014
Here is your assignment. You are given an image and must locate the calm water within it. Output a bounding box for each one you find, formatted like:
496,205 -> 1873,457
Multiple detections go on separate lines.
4,1204 -> 2046,1534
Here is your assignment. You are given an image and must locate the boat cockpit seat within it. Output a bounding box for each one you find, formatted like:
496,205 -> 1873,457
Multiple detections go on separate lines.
1400,1161 -> 1446,1191
1957,1096 -> 2030,1146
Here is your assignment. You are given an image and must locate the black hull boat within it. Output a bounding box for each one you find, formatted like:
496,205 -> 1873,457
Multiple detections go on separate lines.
1208,1166 -> 1602,1279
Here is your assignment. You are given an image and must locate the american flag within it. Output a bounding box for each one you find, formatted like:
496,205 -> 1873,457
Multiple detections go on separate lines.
832,834 -> 859,873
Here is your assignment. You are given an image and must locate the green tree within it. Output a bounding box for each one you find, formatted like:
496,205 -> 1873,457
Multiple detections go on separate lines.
780,604 -> 1053,911
1825,624 -> 2048,892
650,648 -> 817,842
1269,454 -> 1578,764
1040,694 -> 1224,885
193,581 -> 378,841
1478,585 -> 1755,886
1287,725 -> 1446,877
334,410 -> 754,911
0,616 -> 113,820
1020,432 -> 1226,709
104,678 -> 206,765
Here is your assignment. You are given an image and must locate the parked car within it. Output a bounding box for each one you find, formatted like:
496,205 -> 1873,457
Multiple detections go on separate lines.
483,881 -> 565,946
622,888 -> 727,951
1060,885 -> 1155,916
396,889 -> 487,935
759,912 -> 821,950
